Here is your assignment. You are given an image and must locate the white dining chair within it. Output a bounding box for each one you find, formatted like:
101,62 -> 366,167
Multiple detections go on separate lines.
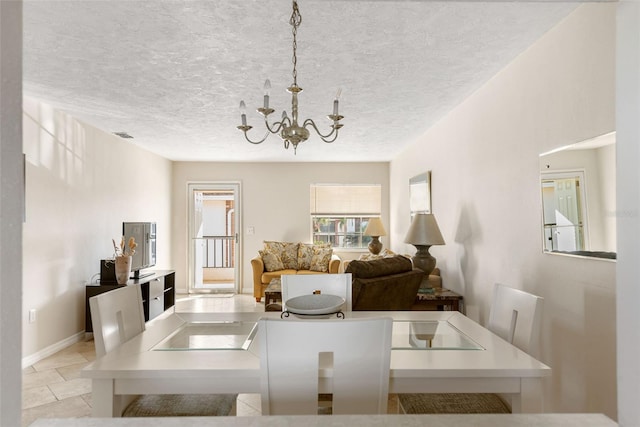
89,284 -> 146,357
398,283 -> 544,414
281,273 -> 352,312
89,284 -> 237,417
258,316 -> 393,415
487,283 -> 544,356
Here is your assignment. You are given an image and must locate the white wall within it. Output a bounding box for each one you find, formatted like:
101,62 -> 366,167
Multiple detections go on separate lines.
597,144 -> 616,252
616,2 -> 640,425
390,3 -> 616,418
171,162 -> 389,294
1,1 -> 23,424
22,96 -> 173,361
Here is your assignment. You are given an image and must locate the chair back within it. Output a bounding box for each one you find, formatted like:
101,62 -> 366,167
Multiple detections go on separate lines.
258,317 -> 392,415
281,273 -> 352,311
488,283 -> 544,355
89,284 -> 146,357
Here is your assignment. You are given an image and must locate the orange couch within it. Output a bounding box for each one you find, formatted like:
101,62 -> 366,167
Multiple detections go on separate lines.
251,254 -> 341,302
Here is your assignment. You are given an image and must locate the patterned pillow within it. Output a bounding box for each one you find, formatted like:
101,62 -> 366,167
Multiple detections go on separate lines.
263,241 -> 299,270
310,246 -> 333,272
382,248 -> 396,257
259,249 -> 284,272
297,242 -> 331,270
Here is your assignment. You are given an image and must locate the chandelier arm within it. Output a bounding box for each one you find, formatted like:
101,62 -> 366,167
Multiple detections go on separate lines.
240,129 -> 271,145
264,119 -> 286,135
303,119 -> 340,143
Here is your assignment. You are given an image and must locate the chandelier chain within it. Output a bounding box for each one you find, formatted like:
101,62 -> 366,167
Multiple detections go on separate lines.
290,1 -> 301,87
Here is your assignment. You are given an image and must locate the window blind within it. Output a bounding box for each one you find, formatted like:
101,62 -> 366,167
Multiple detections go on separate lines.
310,184 -> 381,215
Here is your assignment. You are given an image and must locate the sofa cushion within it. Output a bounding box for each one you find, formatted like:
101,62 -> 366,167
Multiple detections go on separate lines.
310,246 -> 333,272
296,269 -> 328,276
351,269 -> 424,311
345,255 -> 412,279
297,242 -> 331,270
264,241 -> 299,270
259,249 -> 285,272
261,269 -> 298,284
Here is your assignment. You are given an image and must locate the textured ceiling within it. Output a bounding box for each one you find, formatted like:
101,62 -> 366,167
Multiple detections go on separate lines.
22,0 -> 578,162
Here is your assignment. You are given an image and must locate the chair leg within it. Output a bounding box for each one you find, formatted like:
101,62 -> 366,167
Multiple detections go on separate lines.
394,394 -> 408,414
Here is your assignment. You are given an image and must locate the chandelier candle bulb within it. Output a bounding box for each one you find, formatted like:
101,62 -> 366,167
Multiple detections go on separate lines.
239,101 -> 247,126
333,88 -> 341,115
263,79 -> 271,108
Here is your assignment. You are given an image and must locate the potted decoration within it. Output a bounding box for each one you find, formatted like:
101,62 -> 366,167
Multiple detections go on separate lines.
112,237 -> 137,285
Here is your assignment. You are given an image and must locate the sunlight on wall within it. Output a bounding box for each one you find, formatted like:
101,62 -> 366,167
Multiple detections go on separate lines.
23,98 -> 87,187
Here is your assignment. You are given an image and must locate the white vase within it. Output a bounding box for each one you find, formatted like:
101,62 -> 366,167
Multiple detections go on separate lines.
114,256 -> 132,284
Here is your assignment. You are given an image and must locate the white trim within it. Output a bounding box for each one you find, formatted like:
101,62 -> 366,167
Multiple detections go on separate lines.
22,331 -> 86,369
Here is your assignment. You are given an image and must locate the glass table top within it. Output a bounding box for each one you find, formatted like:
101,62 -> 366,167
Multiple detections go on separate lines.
391,320 -> 484,350
153,321 -> 258,351
152,319 -> 483,351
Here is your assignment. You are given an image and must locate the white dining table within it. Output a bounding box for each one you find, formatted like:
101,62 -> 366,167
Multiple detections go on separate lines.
81,310 -> 551,417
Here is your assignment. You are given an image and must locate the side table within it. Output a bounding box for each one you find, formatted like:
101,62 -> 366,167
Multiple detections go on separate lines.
412,288 -> 463,313
264,278 -> 282,312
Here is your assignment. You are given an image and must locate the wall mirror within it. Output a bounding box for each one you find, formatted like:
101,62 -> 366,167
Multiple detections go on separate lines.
539,132 -> 616,260
410,171 -> 431,217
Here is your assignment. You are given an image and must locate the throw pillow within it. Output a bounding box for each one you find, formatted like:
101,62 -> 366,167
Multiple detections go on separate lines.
264,241 -> 299,270
297,242 -> 331,270
382,248 -> 397,257
259,249 -> 284,272
310,246 -> 333,272
359,253 -> 383,261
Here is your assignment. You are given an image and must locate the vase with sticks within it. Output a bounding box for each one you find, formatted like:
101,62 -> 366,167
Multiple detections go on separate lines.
112,237 -> 137,285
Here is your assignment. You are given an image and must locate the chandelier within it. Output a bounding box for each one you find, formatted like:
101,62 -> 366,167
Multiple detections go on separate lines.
237,0 -> 343,154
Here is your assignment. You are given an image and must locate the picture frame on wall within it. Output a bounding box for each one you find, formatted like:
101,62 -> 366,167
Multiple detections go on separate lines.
409,171 -> 431,217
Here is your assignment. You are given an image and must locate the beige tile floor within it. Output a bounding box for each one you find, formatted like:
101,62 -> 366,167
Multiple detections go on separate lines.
22,293 -> 397,426
22,293 -> 260,426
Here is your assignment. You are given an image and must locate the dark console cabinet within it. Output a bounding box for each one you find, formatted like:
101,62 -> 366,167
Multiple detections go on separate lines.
85,270 -> 176,332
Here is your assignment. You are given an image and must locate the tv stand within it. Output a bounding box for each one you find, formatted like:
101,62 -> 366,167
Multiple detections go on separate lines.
85,270 -> 176,333
131,270 -> 154,280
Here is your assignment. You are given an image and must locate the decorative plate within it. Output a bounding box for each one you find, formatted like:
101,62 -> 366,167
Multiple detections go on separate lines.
284,294 -> 345,315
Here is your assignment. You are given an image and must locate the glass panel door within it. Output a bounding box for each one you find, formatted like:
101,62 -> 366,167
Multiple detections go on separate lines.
188,183 -> 241,294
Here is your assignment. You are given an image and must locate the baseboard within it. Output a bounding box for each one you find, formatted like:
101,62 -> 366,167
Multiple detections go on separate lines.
22,331 -> 87,369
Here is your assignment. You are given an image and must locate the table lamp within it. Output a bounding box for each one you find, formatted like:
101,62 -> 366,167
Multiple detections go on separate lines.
404,213 -> 445,275
364,217 -> 387,255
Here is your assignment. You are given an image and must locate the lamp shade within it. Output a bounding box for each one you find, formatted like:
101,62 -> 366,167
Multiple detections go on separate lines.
364,217 -> 387,237
404,213 -> 445,246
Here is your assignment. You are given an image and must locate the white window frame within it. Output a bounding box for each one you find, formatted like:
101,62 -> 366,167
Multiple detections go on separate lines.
310,184 -> 381,250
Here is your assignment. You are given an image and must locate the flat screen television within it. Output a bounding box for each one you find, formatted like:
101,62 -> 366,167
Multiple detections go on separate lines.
122,222 -> 156,279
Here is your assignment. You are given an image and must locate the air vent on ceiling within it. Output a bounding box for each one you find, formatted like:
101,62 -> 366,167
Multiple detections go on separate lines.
114,132 -> 133,139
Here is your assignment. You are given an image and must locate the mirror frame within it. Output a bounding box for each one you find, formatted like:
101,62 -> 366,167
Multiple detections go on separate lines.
539,132 -> 616,261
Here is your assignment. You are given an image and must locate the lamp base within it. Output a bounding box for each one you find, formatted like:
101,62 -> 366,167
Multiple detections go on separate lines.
368,236 -> 383,255
411,245 -> 436,276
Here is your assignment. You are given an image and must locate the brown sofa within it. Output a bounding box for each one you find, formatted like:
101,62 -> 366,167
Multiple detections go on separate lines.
251,254 -> 341,302
345,255 -> 425,310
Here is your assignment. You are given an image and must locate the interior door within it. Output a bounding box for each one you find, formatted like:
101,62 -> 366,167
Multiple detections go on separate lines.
541,171 -> 587,252
187,182 -> 241,294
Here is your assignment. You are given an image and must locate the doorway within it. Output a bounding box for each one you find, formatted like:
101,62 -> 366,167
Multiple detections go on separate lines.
187,182 -> 241,294
541,171 -> 588,252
